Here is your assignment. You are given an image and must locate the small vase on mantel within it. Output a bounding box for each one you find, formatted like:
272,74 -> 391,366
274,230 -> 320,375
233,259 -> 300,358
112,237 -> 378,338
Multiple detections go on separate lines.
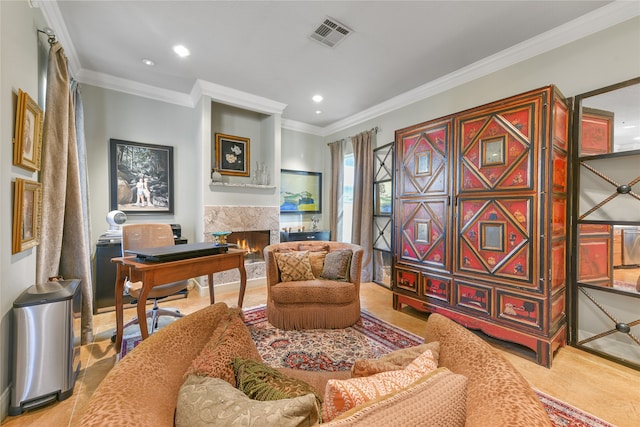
211,168 -> 222,183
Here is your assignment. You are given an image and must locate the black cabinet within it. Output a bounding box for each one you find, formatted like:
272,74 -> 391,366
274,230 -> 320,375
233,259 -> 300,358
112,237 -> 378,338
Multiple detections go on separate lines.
93,237 -> 187,313
280,230 -> 330,242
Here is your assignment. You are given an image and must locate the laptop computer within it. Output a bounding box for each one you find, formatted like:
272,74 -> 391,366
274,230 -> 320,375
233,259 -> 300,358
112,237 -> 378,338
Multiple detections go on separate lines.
125,242 -> 232,262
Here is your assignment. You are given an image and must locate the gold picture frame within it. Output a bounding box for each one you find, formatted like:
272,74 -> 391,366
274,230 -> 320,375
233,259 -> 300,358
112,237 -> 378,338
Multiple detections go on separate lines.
13,89 -> 43,171
215,133 -> 250,176
12,178 -> 43,254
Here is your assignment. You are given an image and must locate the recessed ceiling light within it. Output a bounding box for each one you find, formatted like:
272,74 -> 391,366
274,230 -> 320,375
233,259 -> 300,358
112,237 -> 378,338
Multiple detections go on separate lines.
173,45 -> 190,58
315,110 -> 322,115
142,58 -> 155,66
312,94 -> 323,103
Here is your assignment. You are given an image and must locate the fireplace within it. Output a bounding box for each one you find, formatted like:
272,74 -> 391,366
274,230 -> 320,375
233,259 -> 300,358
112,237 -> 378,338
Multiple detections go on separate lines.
204,205 -> 280,285
228,230 -> 270,263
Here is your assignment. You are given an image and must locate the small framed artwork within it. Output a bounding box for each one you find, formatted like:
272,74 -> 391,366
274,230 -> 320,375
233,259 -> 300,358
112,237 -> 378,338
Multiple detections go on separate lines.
415,220 -> 431,244
13,89 -> 43,171
12,178 -> 42,254
280,169 -> 322,214
415,151 -> 432,175
109,139 -> 174,214
480,221 -> 505,252
481,137 -> 505,167
215,133 -> 250,176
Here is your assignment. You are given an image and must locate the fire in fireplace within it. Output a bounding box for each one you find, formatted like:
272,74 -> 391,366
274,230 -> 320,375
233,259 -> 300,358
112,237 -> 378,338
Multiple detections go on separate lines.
228,230 -> 270,263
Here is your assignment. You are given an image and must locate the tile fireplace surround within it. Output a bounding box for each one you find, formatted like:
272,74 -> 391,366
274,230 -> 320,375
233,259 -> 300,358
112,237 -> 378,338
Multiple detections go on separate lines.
203,206 -> 279,289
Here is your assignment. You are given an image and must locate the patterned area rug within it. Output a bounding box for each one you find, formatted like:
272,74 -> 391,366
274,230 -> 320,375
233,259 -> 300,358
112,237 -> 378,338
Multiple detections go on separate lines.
118,305 -> 615,427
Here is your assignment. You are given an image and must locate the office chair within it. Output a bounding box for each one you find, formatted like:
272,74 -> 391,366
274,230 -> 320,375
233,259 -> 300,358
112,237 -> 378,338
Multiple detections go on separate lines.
114,223 -> 189,340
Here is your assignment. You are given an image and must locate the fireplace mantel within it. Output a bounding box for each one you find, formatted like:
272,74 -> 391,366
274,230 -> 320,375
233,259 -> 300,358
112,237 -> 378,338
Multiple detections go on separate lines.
209,182 -> 275,190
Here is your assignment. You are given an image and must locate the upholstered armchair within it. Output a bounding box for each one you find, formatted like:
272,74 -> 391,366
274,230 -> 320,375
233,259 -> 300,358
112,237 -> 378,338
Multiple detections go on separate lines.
264,241 -> 364,330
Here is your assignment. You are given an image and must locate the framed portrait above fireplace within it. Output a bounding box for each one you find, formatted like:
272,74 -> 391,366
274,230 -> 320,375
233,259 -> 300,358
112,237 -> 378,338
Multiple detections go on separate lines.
280,169 -> 322,214
215,133 -> 250,176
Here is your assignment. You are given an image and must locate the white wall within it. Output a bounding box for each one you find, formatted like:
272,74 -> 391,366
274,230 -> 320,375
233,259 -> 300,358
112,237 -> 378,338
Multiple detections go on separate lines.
280,128 -> 327,232
0,0 -> 47,419
81,84 -> 199,245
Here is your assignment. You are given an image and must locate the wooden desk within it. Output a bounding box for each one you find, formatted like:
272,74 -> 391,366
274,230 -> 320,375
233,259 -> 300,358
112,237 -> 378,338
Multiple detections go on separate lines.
112,249 -> 246,349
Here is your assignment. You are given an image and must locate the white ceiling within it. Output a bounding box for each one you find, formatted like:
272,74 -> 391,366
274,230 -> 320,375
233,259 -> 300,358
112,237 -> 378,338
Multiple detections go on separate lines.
36,1 -> 635,134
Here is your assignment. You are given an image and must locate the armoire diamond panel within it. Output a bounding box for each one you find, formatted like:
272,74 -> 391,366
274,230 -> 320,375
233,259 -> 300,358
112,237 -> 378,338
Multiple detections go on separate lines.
393,86 -> 569,367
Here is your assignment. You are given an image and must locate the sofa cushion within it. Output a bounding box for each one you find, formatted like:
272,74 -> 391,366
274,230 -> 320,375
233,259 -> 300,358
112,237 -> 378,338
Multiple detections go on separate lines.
275,250 -> 316,282
271,280 -> 357,305
322,348 -> 439,421
320,250 -> 353,281
184,308 -> 262,387
176,375 -> 317,427
325,368 -> 467,427
351,342 -> 440,377
233,358 -> 322,424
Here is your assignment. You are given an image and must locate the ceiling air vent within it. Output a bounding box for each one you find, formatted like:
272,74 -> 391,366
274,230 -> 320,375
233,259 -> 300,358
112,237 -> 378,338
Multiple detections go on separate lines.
309,16 -> 352,48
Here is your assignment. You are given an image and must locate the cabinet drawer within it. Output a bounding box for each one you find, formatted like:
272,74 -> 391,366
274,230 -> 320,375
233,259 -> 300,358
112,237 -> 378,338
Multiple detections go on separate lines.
454,280 -> 492,316
421,273 -> 451,303
496,290 -> 544,332
395,268 -> 420,295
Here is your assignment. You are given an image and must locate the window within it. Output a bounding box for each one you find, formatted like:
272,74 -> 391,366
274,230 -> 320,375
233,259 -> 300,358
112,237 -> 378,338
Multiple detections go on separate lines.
342,154 -> 354,242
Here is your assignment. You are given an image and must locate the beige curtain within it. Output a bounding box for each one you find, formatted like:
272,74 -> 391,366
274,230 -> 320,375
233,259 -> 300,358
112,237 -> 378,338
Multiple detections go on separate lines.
36,43 -> 94,344
351,131 -> 374,282
328,139 -> 345,242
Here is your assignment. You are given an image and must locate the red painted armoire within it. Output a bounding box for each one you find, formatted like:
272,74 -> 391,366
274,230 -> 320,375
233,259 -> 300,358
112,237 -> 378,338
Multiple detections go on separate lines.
393,86 -> 569,367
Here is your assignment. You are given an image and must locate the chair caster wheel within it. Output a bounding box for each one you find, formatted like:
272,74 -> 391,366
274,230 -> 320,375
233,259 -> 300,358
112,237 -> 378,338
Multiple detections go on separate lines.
111,334 -> 116,343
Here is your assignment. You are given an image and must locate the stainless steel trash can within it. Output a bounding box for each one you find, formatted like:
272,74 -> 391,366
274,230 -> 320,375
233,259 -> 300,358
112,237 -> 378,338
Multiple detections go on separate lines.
9,279 -> 82,415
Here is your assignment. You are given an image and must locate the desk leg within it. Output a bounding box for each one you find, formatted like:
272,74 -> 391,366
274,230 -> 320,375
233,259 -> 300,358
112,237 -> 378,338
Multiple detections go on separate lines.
114,265 -> 126,350
137,278 -> 151,341
237,258 -> 247,308
208,274 -> 215,305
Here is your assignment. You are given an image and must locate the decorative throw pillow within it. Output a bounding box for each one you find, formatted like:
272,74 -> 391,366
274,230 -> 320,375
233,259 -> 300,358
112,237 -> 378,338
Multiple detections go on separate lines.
297,243 -> 330,253
275,251 -> 315,282
176,375 -> 317,427
184,308 -> 262,387
323,348 -> 439,421
320,250 -> 353,281
351,342 -> 440,377
328,367 -> 467,427
308,251 -> 327,278
233,358 -> 322,424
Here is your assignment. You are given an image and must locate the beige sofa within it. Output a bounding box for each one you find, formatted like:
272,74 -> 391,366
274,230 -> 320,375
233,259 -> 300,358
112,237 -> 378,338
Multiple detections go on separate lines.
82,302 -> 551,426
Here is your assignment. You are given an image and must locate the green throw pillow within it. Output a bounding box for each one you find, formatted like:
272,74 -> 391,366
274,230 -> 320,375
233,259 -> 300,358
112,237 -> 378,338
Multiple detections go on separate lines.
233,357 -> 323,423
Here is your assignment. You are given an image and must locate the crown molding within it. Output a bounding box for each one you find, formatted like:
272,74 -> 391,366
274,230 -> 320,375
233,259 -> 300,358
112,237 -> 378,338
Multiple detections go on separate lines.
77,69 -> 194,107
281,119 -> 324,136
193,80 -> 287,116
38,1 -> 638,134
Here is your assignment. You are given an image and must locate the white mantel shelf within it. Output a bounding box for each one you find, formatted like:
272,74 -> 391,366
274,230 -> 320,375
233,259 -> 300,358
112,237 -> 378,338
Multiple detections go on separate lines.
209,181 -> 276,190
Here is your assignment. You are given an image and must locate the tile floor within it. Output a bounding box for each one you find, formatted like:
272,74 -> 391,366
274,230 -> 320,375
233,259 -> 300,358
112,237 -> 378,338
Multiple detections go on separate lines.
2,281 -> 639,426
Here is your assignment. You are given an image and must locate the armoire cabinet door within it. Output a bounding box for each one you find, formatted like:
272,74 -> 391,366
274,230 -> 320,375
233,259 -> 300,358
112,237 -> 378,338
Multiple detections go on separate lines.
455,196 -> 536,288
398,197 -> 450,271
397,118 -> 452,197
457,98 -> 542,193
